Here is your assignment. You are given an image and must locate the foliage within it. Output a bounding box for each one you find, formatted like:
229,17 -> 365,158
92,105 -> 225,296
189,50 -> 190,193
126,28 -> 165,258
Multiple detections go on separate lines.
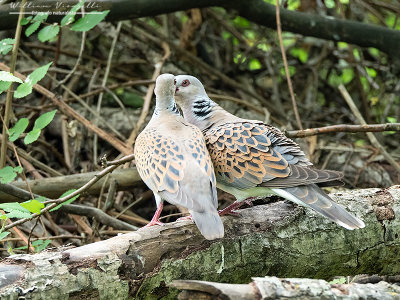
0,0 -> 108,247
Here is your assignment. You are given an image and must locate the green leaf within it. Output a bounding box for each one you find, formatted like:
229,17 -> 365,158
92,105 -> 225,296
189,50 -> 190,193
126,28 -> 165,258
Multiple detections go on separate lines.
0,231 -> 10,241
33,239 -> 52,252
38,25 -> 60,42
50,189 -> 80,211
0,202 -> 31,213
24,128 -> 41,144
366,67 -> 377,78
20,16 -> 32,25
0,71 -> 23,83
8,118 -> 29,142
14,62 -> 52,98
0,81 -> 12,94
71,10 -> 110,32
6,210 -> 32,219
290,48 -> 308,63
20,199 -> 45,214
14,82 -> 32,98
61,0 -> 86,26
387,116 -> 397,123
32,12 -> 49,23
33,109 -> 57,130
249,58 -> 261,70
28,62 -> 52,85
341,68 -> 354,84
0,166 -> 18,184
14,166 -> 23,174
25,21 -> 41,37
0,38 -> 15,55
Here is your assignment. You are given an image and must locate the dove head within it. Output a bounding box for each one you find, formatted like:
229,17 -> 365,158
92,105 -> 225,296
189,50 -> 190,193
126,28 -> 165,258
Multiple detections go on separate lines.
174,75 -> 208,105
154,73 -> 179,113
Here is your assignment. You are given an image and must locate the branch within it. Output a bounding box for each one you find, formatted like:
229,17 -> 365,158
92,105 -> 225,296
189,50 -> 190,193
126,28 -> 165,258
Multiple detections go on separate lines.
0,167 -> 142,202
0,186 -> 399,298
285,123 -> 400,138
170,276 -> 400,299
0,0 -> 399,57
0,63 -> 133,155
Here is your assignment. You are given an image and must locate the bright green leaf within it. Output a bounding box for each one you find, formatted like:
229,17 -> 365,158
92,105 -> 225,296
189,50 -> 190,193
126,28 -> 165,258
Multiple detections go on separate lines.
8,118 -> 29,142
341,68 -> 354,84
38,24 -> 60,42
71,10 -> 110,32
0,81 -> 12,94
0,231 -> 10,241
0,38 -> 15,55
325,0 -> 335,8
50,189 -> 80,211
0,166 -> 18,184
61,0 -> 86,26
33,109 -> 57,130
14,166 -> 23,174
24,128 -> 41,144
387,116 -> 397,123
233,16 -> 249,28
25,21 -> 41,37
0,71 -> 23,83
290,48 -> 308,63
366,67 -> 377,78
14,62 -> 52,98
20,199 -> 45,214
14,82 -> 33,98
32,12 -> 49,23
249,58 -> 261,70
29,62 -> 52,85
20,16 -> 32,25
0,202 -> 30,213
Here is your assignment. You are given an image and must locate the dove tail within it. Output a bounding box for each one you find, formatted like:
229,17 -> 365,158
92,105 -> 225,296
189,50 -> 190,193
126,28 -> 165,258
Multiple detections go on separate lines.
190,210 -> 224,240
271,184 -> 365,230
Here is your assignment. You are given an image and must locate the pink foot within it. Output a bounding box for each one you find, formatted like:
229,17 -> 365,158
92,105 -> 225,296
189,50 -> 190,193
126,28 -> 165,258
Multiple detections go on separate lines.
142,202 -> 164,228
176,215 -> 193,222
144,220 -> 164,227
218,201 -> 244,216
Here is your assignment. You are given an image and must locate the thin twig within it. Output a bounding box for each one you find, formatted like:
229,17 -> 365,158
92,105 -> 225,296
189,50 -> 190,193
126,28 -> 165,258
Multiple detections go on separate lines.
4,163 -> 119,231
0,62 -> 132,155
26,217 -> 40,254
338,84 -> 400,174
275,0 -> 302,130
0,0 -> 27,168
56,6 -> 86,87
93,21 -> 123,164
285,123 -> 400,138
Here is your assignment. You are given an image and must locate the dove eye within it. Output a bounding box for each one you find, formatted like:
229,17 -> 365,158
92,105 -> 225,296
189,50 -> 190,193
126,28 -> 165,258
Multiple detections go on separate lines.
182,79 -> 190,87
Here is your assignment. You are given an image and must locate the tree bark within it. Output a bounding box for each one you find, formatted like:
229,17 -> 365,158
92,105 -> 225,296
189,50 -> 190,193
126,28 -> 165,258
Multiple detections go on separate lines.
170,277 -> 400,299
0,0 -> 399,57
0,186 -> 399,299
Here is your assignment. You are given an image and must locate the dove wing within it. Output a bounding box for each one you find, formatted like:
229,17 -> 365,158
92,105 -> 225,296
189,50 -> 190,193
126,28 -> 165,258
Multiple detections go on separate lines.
205,121 -> 342,189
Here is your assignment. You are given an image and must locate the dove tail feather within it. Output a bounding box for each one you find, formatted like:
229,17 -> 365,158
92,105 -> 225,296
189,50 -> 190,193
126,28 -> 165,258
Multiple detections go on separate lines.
271,184 -> 365,230
190,210 -> 224,240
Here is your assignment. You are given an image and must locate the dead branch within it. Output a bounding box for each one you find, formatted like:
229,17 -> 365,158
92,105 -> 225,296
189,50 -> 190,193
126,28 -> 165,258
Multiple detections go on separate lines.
285,123 -> 400,137
0,186 -> 399,299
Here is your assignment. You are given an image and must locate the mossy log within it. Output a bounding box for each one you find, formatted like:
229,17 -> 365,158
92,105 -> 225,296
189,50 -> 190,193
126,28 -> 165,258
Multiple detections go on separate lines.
0,186 -> 399,299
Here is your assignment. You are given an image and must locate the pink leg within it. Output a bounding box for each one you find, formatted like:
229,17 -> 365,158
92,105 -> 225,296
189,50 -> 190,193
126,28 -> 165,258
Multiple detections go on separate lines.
176,215 -> 193,222
144,202 -> 164,227
218,198 -> 255,216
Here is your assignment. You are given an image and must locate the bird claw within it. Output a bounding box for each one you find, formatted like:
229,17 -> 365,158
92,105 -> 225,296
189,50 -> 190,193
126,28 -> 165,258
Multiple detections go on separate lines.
144,220 -> 164,227
176,215 -> 193,222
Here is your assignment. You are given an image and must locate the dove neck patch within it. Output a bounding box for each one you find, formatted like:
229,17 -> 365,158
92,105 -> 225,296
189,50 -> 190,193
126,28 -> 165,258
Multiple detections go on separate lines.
154,102 -> 181,116
192,97 -> 215,120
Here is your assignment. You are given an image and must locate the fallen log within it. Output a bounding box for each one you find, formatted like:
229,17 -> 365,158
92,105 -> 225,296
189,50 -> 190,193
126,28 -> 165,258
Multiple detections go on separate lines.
0,167 -> 143,202
170,276 -> 400,299
0,186 -> 399,299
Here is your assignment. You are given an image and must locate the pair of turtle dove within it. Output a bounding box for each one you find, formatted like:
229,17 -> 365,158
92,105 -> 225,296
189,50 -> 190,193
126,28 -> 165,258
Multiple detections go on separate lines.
134,74 -> 365,240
